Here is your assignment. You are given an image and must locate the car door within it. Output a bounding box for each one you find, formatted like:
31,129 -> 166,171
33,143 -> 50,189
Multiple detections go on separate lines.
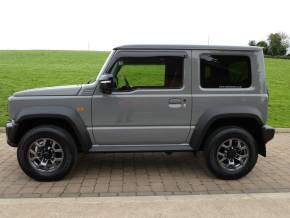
91,50 -> 192,145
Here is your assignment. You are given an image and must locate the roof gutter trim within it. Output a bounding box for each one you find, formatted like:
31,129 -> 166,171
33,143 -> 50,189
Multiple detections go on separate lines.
113,45 -> 261,52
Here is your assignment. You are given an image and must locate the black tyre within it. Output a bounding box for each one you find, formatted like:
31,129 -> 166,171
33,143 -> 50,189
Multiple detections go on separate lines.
17,125 -> 78,181
204,126 -> 258,180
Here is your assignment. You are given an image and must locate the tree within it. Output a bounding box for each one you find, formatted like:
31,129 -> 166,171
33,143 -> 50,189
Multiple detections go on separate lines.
248,40 -> 256,46
256,40 -> 269,55
267,32 -> 289,56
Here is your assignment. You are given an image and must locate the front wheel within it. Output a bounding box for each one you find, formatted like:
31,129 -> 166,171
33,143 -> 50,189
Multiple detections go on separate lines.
204,126 -> 258,180
17,125 -> 78,181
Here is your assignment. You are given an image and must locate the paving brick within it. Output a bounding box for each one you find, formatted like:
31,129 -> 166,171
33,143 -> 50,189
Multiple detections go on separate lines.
41,193 -> 61,198
80,186 -> 94,193
34,184 -> 53,194
208,190 -> 226,194
118,192 -> 137,196
177,182 -> 193,192
13,179 -> 29,185
64,184 -> 81,193
155,192 -> 173,196
192,185 -> 207,192
0,133 -> 290,198
150,183 -> 165,192
80,193 -> 99,197
137,185 -> 151,192
3,185 -> 23,194
81,179 -> 97,187
94,184 -> 109,192
1,193 -> 22,198
23,181 -> 41,188
225,190 -> 244,194
99,192 -> 118,197
19,187 -> 36,194
61,193 -> 80,197
164,185 -> 179,192
21,193 -> 41,198
136,192 -> 155,196
109,186 -> 123,193
52,181 -> 69,187
49,186 -> 66,194
109,181 -> 123,186
173,191 -> 193,195
123,184 -> 137,192
68,177 -> 84,184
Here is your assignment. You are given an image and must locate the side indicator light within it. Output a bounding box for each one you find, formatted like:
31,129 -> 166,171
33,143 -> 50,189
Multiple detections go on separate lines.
76,106 -> 85,113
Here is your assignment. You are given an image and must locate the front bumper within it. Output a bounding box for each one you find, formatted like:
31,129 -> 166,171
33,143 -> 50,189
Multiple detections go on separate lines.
261,125 -> 275,144
6,120 -> 18,147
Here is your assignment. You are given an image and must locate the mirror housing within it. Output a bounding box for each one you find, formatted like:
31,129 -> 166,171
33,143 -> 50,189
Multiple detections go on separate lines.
99,74 -> 113,94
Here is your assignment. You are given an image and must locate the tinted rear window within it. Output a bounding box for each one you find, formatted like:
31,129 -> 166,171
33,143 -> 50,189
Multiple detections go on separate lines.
200,54 -> 251,88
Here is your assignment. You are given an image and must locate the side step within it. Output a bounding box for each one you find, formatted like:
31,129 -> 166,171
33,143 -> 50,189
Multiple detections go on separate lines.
89,144 -> 193,153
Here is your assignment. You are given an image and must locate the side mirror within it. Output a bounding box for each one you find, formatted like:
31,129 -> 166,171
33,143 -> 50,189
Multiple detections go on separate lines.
99,74 -> 113,94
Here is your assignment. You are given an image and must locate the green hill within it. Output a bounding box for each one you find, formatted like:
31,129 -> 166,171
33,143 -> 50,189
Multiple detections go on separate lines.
0,50 -> 289,127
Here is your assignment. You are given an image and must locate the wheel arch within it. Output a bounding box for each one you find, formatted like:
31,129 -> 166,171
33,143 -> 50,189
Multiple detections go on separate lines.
190,106 -> 266,156
13,106 -> 92,152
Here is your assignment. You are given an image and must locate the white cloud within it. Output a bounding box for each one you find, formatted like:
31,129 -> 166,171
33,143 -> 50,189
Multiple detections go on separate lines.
0,0 -> 289,50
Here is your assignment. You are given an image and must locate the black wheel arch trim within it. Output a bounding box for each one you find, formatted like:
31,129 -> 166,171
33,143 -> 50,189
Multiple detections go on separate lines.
190,106 -> 268,155
14,106 -> 92,152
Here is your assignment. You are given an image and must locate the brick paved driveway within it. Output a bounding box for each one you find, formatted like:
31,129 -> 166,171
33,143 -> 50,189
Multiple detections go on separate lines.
0,133 -> 289,198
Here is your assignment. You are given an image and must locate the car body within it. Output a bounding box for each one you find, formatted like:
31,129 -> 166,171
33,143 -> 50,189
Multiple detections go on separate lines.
6,45 -> 275,181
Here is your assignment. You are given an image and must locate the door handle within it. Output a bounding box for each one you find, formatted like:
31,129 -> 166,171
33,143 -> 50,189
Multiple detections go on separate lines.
168,98 -> 186,108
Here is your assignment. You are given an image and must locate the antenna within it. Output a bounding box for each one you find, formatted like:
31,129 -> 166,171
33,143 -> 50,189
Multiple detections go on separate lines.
207,34 -> 210,45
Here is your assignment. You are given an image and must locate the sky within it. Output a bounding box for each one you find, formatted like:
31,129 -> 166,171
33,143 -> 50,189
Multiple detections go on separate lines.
0,0 -> 289,51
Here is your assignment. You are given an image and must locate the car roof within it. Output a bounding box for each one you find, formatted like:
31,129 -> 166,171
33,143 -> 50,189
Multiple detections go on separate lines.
114,44 -> 261,51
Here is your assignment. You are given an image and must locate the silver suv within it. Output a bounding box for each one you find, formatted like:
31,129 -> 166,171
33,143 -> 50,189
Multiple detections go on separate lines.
6,45 -> 275,181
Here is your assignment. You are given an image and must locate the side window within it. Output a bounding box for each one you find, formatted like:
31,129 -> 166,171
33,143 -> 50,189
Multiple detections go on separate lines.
111,57 -> 183,91
200,54 -> 251,88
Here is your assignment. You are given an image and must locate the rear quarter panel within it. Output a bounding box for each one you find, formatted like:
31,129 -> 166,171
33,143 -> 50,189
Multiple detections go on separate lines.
190,50 -> 268,127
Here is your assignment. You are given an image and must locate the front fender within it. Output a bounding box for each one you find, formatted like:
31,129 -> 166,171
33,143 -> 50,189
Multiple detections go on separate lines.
14,106 -> 92,152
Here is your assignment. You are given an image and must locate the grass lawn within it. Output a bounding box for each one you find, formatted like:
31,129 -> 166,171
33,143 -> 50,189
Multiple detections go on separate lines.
266,58 -> 290,127
0,50 -> 290,127
0,50 -> 108,126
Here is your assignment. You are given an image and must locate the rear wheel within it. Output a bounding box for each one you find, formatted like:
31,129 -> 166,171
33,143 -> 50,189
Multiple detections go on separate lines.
17,125 -> 78,181
204,126 -> 258,180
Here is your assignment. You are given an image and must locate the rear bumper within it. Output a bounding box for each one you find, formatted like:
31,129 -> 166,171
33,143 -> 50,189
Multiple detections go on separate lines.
6,120 -> 18,147
261,125 -> 275,144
